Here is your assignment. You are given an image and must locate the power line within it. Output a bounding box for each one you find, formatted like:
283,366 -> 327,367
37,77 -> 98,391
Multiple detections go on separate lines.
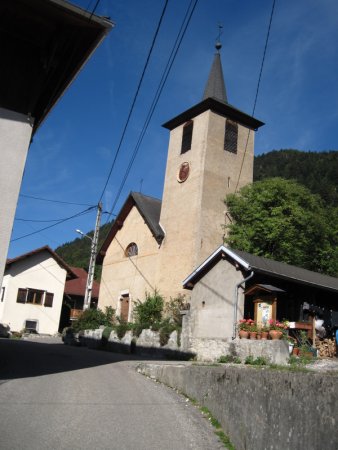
105,0 -> 199,221
15,215 -> 88,223
88,0 -> 102,20
19,193 -> 94,207
98,0 -> 169,204
11,206 -> 96,242
235,0 -> 276,193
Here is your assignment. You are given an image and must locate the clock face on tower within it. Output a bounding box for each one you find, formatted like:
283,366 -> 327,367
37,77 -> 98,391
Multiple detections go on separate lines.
177,162 -> 190,183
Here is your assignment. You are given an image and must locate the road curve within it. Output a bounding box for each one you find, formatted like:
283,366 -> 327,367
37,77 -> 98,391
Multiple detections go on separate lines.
0,338 -> 222,450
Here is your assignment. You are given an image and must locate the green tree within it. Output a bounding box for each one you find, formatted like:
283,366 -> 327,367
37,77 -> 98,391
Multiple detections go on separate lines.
225,178 -> 338,276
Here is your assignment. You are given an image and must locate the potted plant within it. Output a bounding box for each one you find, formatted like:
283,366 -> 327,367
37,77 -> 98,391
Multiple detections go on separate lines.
259,324 -> 269,340
248,321 -> 258,339
238,319 -> 250,339
268,319 -> 288,339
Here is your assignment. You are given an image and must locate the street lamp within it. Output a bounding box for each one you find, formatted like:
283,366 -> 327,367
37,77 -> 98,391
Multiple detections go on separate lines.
75,203 -> 102,310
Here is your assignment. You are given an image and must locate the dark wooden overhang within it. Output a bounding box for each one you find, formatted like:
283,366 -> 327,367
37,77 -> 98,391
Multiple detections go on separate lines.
0,0 -> 113,134
162,97 -> 264,131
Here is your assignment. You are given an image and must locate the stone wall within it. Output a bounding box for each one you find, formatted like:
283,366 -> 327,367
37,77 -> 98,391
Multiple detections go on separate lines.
68,327 -> 193,359
138,363 -> 338,450
65,326 -> 290,364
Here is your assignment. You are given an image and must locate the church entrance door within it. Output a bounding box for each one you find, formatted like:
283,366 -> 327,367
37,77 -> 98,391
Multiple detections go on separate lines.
120,295 -> 129,322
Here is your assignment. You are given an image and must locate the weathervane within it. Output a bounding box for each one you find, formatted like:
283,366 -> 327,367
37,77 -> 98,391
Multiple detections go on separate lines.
215,23 -> 223,52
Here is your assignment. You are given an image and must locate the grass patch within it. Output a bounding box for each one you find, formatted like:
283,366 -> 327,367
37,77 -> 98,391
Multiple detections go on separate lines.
218,355 -> 241,364
244,355 -> 268,366
185,396 -> 235,449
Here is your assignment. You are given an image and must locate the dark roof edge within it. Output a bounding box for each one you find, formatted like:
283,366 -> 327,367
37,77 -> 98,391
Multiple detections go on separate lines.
183,246 -> 250,289
6,245 -> 77,278
162,97 -> 264,131
49,0 -> 113,29
97,192 -> 163,265
183,245 -> 338,293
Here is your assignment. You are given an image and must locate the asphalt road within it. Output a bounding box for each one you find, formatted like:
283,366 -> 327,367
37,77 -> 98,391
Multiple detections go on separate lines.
0,338 -> 222,450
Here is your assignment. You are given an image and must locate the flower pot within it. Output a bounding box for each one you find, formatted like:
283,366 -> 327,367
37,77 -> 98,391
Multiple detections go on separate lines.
292,347 -> 300,356
261,331 -> 269,340
256,333 -> 262,340
269,330 -> 283,340
249,331 -> 257,340
239,330 -> 249,339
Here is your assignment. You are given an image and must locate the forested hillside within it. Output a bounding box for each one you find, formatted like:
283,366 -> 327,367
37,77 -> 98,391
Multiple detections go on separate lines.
55,222 -> 112,278
254,150 -> 338,206
55,150 -> 338,274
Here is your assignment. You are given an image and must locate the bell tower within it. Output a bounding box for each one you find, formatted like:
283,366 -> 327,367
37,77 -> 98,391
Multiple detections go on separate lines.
157,43 -> 264,300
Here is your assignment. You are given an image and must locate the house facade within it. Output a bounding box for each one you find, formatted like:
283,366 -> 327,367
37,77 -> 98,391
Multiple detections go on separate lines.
97,44 -> 264,318
0,246 -> 76,334
0,0 -> 112,288
182,245 -> 338,351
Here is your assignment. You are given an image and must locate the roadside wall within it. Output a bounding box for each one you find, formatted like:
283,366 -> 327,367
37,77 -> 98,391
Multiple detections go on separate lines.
66,327 -> 290,364
138,363 -> 338,450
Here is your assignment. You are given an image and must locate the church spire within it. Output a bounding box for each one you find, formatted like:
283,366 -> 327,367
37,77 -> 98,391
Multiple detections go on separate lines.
202,35 -> 227,103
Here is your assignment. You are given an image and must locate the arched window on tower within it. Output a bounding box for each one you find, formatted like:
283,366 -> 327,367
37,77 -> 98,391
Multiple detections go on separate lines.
181,120 -> 193,154
125,242 -> 138,257
224,119 -> 238,154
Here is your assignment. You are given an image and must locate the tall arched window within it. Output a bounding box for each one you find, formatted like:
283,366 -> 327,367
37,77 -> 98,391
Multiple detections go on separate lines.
224,119 -> 238,154
181,120 -> 193,154
125,242 -> 138,257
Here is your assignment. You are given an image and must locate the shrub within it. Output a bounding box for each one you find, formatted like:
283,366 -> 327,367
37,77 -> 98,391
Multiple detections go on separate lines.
72,306 -> 115,332
159,319 -> 176,346
163,294 -> 186,326
133,291 -> 164,325
114,321 -> 132,340
101,326 -> 114,346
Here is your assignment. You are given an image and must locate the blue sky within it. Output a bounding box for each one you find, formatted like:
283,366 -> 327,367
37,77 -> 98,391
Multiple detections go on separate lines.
9,0 -> 338,258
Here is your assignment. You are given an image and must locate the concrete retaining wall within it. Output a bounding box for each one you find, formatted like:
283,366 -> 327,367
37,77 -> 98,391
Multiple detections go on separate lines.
138,363 -> 338,450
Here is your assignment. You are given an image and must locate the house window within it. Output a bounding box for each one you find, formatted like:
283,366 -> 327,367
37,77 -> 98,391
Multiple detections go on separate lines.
224,120 -> 238,153
125,243 -> 138,257
44,293 -> 54,308
26,289 -> 44,305
25,320 -> 38,332
181,120 -> 193,154
17,288 -> 27,303
1,287 -> 5,302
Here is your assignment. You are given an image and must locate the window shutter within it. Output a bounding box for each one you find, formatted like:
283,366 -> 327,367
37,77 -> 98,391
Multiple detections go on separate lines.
17,288 -> 27,303
224,120 -> 238,153
44,293 -> 54,307
181,121 -> 193,154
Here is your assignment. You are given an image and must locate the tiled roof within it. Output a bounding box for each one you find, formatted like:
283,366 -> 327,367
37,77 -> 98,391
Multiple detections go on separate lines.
64,267 -> 100,298
183,246 -> 338,293
97,192 -> 164,264
232,249 -> 338,293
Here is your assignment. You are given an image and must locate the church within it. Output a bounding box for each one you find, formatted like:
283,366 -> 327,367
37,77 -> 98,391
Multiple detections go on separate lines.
97,44 -> 264,321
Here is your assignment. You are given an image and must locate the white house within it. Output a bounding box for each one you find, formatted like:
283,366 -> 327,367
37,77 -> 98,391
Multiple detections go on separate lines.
0,246 -> 76,335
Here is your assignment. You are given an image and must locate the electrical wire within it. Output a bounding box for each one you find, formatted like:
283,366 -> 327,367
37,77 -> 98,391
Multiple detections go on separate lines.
11,206 -> 96,242
15,215 -> 89,223
104,0 -> 199,222
19,194 -> 94,207
98,0 -> 169,203
88,0 -> 102,20
234,0 -> 276,193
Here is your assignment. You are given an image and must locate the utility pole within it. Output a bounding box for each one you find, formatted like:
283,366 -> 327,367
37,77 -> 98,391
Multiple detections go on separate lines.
83,202 -> 102,310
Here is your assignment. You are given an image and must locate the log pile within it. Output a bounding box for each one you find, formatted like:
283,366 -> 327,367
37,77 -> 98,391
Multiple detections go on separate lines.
315,338 -> 336,358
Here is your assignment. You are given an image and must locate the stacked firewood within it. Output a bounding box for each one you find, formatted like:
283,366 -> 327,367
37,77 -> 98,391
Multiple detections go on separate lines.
315,338 -> 336,358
